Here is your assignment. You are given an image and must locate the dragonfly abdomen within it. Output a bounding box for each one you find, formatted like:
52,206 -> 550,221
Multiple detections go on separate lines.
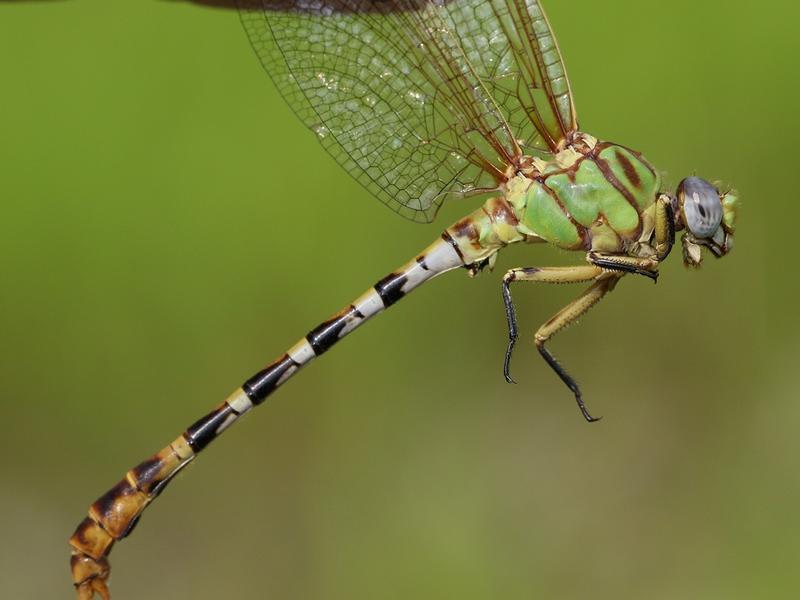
509,141 -> 661,253
69,230 -> 469,599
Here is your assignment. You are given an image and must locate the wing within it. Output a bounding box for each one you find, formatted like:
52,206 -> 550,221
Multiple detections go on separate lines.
444,0 -> 578,152
238,0 -> 577,223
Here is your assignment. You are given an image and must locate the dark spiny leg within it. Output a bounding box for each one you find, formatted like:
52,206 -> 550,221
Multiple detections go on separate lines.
588,252 -> 660,282
502,266 -> 603,384
536,343 -> 597,422
534,275 -> 622,422
502,275 -> 521,383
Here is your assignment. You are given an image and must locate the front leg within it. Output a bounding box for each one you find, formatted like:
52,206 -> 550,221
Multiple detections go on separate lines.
654,193 -> 676,261
502,265 -> 604,384
589,252 -> 660,282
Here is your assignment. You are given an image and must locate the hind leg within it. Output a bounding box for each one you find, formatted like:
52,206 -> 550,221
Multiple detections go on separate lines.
502,265 -> 605,383
502,265 -> 624,421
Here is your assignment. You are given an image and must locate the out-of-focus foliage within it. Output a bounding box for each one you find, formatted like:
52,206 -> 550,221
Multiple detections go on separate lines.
0,1 -> 797,598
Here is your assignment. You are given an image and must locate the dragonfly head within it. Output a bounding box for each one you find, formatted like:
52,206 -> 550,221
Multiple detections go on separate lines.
675,176 -> 738,267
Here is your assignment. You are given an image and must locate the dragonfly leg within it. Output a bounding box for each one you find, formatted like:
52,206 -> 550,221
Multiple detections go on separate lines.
654,194 -> 676,260
534,274 -> 623,422
589,252 -> 660,282
502,265 -> 604,384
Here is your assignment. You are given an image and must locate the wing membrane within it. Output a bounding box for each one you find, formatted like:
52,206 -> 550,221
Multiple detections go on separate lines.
239,0 -> 577,222
449,0 -> 577,150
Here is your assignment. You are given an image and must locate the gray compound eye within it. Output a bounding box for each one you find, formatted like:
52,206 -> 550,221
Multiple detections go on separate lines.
678,177 -> 723,239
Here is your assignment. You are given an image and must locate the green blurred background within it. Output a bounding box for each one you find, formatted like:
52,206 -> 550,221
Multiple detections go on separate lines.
1,1 -> 798,598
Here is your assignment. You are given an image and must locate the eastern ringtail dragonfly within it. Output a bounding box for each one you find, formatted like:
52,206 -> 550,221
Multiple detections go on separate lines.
69,1 -> 739,597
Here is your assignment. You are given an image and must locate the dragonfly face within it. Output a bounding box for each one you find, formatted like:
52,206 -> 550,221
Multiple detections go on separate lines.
676,176 -> 738,266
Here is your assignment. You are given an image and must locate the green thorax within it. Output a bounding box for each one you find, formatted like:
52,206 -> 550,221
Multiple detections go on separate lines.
507,137 -> 661,252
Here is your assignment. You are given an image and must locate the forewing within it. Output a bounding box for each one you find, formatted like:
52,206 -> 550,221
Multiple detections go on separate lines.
239,0 -> 577,223
442,0 -> 578,152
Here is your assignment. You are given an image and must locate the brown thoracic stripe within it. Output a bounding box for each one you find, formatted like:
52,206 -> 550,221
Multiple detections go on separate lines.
622,144 -> 658,178
614,149 -> 641,189
592,155 -> 642,214
538,178 -> 590,249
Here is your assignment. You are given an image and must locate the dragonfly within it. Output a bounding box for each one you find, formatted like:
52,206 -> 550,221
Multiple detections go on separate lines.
69,1 -> 739,598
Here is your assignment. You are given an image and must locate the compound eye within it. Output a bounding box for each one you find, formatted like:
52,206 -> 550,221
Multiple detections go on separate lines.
679,177 -> 723,238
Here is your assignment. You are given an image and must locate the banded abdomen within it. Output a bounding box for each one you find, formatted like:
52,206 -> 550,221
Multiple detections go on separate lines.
508,142 -> 661,253
68,196 -> 527,599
